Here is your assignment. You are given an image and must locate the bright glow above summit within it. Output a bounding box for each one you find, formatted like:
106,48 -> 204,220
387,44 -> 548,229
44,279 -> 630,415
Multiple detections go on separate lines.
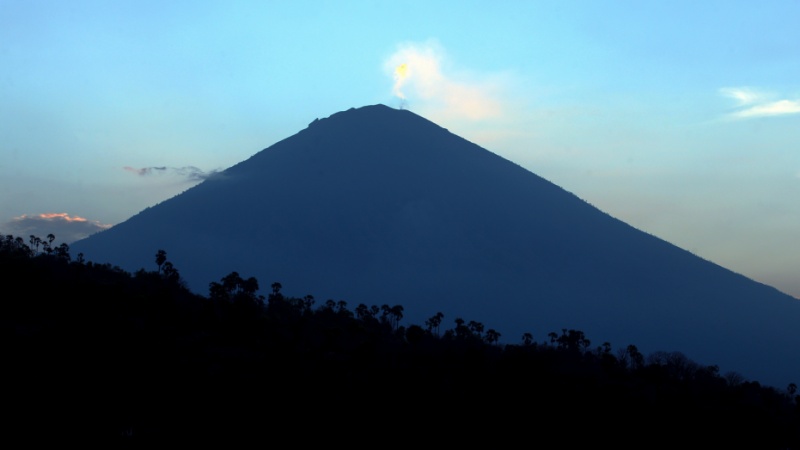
393,63 -> 409,99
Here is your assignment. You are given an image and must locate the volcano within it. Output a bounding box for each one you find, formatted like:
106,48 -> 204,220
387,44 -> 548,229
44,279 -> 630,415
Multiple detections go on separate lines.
73,104 -> 800,386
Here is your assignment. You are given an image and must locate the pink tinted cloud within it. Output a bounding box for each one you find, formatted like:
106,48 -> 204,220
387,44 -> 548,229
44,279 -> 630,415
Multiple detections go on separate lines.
2,213 -> 112,244
38,212 -> 89,222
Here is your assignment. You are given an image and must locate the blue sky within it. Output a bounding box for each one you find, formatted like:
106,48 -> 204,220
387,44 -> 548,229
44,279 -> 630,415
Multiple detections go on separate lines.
2,0 -> 799,297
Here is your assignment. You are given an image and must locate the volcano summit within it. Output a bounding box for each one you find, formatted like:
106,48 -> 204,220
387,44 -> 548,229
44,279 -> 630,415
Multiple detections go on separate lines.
73,104 -> 800,386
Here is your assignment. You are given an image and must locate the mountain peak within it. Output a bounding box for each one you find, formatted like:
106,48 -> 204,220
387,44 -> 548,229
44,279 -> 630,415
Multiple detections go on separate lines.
308,104 -> 405,126
305,104 -> 441,135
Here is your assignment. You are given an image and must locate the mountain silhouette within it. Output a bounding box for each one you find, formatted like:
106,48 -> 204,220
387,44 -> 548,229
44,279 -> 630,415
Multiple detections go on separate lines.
73,104 -> 800,386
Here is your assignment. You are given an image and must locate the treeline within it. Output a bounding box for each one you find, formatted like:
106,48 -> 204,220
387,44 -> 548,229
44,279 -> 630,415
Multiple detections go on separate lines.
2,234 -> 799,446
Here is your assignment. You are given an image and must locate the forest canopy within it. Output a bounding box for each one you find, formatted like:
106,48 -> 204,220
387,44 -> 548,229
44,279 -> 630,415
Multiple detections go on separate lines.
2,233 -> 799,446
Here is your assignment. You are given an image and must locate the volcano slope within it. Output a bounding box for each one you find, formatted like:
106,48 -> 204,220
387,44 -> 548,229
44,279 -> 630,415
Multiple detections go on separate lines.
73,104 -> 800,387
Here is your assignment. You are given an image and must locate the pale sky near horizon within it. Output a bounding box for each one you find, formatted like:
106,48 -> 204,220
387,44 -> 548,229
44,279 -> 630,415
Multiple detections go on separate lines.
2,1 -> 799,298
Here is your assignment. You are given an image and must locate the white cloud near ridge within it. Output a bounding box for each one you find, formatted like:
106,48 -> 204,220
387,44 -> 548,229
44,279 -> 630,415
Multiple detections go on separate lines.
720,87 -> 800,118
384,40 -> 509,121
123,165 -> 223,181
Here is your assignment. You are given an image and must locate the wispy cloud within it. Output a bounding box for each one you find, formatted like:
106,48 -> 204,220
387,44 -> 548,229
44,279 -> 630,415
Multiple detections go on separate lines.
733,100 -> 800,118
2,213 -> 112,244
123,165 -> 222,181
384,40 -> 511,122
720,87 -> 800,119
719,87 -> 762,106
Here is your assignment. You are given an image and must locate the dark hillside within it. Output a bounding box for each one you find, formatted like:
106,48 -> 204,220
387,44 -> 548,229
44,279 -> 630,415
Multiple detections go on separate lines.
3,236 -> 799,446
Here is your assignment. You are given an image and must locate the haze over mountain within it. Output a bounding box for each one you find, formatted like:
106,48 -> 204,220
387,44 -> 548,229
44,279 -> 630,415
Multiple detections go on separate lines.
73,104 -> 800,387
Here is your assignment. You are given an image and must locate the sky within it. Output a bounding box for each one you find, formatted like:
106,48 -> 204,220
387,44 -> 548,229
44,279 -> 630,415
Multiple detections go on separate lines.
2,1 -> 799,297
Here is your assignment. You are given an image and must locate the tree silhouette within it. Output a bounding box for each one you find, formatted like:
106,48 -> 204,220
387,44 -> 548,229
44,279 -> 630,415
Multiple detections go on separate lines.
54,243 -> 70,261
627,345 -> 644,370
29,235 -> 41,255
209,271 -> 261,308
40,234 -> 55,255
302,295 -> 315,312
155,250 -> 167,273
425,312 -> 444,336
379,304 -> 404,329
484,329 -> 501,345
468,320 -> 484,338
355,303 -> 372,320
552,329 -> 591,352
390,305 -> 404,329
521,332 -> 534,346
45,233 -> 55,254
453,318 -> 471,339
161,261 -> 180,282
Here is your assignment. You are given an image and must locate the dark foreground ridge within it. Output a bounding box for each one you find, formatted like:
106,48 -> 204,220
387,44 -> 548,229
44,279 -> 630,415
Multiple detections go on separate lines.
72,104 -> 800,387
4,236 -> 799,446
